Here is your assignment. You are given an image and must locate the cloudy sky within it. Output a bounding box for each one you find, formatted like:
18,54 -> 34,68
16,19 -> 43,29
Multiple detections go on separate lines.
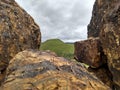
15,0 -> 95,42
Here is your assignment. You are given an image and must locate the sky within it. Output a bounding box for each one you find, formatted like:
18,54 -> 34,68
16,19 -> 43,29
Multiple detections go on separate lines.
15,0 -> 95,42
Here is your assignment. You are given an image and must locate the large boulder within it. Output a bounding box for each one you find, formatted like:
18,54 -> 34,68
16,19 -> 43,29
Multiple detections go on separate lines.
74,38 -> 106,68
0,0 -> 41,71
88,0 -> 110,38
87,0 -> 120,89
100,1 -> 120,89
0,50 -> 110,90
74,37 -> 112,88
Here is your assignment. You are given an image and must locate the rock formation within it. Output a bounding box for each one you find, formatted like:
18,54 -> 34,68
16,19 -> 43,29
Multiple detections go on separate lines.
0,0 -> 119,89
87,0 -> 109,38
74,38 -> 112,88
75,0 -> 120,89
74,38 -> 106,68
88,65 -> 113,87
100,1 -> 120,89
0,0 -> 41,71
0,50 -> 110,90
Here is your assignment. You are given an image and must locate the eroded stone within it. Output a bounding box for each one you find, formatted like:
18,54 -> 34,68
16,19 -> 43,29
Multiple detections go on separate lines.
74,38 -> 106,68
0,50 -> 111,90
0,0 -> 41,71
100,2 -> 120,88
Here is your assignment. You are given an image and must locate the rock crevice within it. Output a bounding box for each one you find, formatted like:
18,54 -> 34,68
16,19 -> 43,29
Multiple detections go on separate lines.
75,0 -> 120,89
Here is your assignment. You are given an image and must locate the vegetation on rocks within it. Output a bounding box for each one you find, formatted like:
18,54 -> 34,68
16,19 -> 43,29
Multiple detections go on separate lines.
0,0 -> 119,90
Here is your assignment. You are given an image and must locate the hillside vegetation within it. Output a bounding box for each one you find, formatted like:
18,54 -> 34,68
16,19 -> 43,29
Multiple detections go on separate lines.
40,39 -> 74,59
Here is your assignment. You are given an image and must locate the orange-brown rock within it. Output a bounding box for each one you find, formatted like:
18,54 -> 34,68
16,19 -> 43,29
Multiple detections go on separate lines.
0,50 -> 111,90
88,65 -> 113,88
100,1 -> 120,89
0,0 -> 41,71
74,38 -> 106,68
87,0 -> 120,89
87,0 -> 110,38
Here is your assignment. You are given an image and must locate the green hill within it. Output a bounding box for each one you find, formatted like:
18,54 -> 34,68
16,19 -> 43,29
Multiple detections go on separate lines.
40,39 -> 74,59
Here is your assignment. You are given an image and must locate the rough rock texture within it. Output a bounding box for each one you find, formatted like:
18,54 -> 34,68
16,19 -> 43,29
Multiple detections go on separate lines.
88,0 -> 110,38
0,50 -> 110,90
100,1 -> 120,89
88,65 -> 113,88
87,0 -> 120,89
0,0 -> 41,71
74,0 -> 120,89
74,38 -> 106,68
0,71 -> 6,86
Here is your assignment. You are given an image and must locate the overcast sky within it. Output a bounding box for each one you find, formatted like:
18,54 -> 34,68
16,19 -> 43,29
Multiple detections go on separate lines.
15,0 -> 95,42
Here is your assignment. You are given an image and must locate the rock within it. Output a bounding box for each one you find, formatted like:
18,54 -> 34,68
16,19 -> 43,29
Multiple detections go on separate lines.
0,0 -> 41,71
100,1 -> 120,88
0,71 -> 6,86
74,38 -> 106,68
88,0 -> 110,38
88,65 -> 113,88
87,0 -> 120,89
0,50 -> 110,90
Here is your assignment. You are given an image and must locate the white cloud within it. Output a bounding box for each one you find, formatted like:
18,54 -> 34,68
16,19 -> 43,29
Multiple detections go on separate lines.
15,0 -> 95,42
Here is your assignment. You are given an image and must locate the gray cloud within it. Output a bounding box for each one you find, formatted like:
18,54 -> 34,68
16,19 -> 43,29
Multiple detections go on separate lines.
15,0 -> 95,42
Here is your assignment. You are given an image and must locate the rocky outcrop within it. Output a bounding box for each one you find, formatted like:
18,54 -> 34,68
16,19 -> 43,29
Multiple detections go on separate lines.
75,0 -> 120,89
100,1 -> 120,89
88,0 -> 110,38
88,0 -> 120,88
0,0 -> 41,72
88,65 -> 113,88
74,38 -> 106,68
74,38 -> 112,88
0,50 -> 110,90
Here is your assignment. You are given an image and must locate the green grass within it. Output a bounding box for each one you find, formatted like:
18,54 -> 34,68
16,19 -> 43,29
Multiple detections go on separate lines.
40,39 -> 74,59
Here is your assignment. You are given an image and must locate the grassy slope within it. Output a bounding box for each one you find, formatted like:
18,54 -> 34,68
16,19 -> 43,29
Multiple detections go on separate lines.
40,39 -> 74,59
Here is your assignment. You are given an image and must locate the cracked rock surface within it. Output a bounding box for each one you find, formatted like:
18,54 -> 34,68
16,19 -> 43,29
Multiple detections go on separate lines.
100,1 -> 120,88
0,0 -> 41,72
0,50 -> 110,90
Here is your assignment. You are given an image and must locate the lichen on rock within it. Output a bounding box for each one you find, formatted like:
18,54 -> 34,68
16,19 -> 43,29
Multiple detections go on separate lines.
100,2 -> 120,88
0,0 -> 41,71
0,50 -> 110,90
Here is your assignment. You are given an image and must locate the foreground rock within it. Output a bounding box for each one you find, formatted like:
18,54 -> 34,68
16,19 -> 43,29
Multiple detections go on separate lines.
0,0 -> 41,72
0,50 -> 110,90
74,38 -> 106,68
100,1 -> 120,89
